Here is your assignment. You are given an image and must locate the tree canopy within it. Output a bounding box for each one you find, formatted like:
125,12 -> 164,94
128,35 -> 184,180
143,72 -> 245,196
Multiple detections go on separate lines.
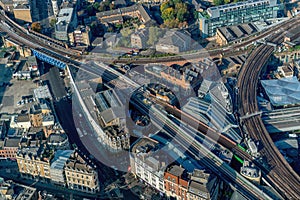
147,26 -> 164,46
160,0 -> 194,28
31,22 -> 41,33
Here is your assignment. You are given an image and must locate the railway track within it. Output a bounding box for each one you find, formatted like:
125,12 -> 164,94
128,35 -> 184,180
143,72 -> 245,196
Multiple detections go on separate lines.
237,17 -> 300,199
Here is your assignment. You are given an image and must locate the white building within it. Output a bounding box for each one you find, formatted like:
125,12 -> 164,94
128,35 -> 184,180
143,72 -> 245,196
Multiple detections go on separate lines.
55,7 -> 78,41
130,138 -> 169,192
10,115 -> 31,130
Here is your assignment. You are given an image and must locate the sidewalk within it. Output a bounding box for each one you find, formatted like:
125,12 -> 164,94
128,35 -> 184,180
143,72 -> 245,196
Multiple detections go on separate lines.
0,170 -> 108,200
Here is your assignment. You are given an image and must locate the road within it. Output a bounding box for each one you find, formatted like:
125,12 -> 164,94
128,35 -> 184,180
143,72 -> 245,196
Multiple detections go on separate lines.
0,8 -> 298,199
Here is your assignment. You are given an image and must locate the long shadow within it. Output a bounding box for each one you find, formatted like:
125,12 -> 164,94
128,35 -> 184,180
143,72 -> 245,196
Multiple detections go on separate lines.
0,60 -> 14,110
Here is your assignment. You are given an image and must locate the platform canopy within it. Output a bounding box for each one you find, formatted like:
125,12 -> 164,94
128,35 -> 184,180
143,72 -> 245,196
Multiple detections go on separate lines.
261,76 -> 300,107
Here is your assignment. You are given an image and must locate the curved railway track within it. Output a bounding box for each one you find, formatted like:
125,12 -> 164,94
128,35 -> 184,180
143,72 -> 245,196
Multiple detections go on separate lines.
237,18 -> 300,199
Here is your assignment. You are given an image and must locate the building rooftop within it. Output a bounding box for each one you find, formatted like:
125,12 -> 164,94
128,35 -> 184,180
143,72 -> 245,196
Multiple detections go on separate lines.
4,137 -> 20,147
96,4 -> 151,23
16,114 -> 30,123
261,76 -> 300,107
48,133 -> 68,144
65,153 -> 96,173
14,4 -> 30,10
217,23 -> 258,43
166,164 -> 185,177
51,150 -> 73,170
34,85 -> 52,100
95,89 -> 121,112
240,161 -> 261,179
57,7 -> 74,24
14,183 -> 37,200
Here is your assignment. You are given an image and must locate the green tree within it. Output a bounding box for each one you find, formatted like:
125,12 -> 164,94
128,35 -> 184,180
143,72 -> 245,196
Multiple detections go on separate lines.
93,2 -> 100,10
160,2 -> 169,12
162,7 -> 175,21
213,0 -> 224,5
31,22 -> 41,32
147,26 -> 164,46
160,0 -> 194,28
120,27 -> 133,37
50,18 -> 56,27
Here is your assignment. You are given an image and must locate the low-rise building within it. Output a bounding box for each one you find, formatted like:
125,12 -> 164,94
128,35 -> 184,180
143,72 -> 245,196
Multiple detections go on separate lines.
164,164 -> 189,200
156,30 -> 191,54
0,137 -> 20,159
95,89 -> 125,128
96,4 -> 152,25
47,133 -> 70,150
132,0 -> 167,5
276,65 -> 294,78
240,161 -> 261,184
13,3 -> 33,23
10,114 -> 31,130
131,29 -> 148,49
103,126 -> 130,152
16,146 -> 53,181
68,25 -> 92,47
130,138 -> 170,192
64,152 -> 99,194
187,169 -> 220,200
34,85 -> 52,101
216,23 -> 258,46
50,150 -> 73,185
144,62 -> 203,91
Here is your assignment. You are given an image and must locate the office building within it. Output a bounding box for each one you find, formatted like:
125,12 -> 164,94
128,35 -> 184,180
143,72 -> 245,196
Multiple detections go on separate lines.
51,0 -> 62,16
55,7 -> 78,41
199,0 -> 280,37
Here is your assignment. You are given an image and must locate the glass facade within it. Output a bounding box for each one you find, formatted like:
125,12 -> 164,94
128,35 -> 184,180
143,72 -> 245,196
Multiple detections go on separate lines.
199,0 -> 281,38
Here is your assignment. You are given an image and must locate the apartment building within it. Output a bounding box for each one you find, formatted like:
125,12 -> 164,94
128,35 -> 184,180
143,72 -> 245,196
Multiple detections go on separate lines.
130,138 -> 171,192
16,146 -> 53,181
199,0 -> 280,37
68,25 -> 92,46
164,164 -> 189,200
96,4 -> 152,25
64,152 -> 100,194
